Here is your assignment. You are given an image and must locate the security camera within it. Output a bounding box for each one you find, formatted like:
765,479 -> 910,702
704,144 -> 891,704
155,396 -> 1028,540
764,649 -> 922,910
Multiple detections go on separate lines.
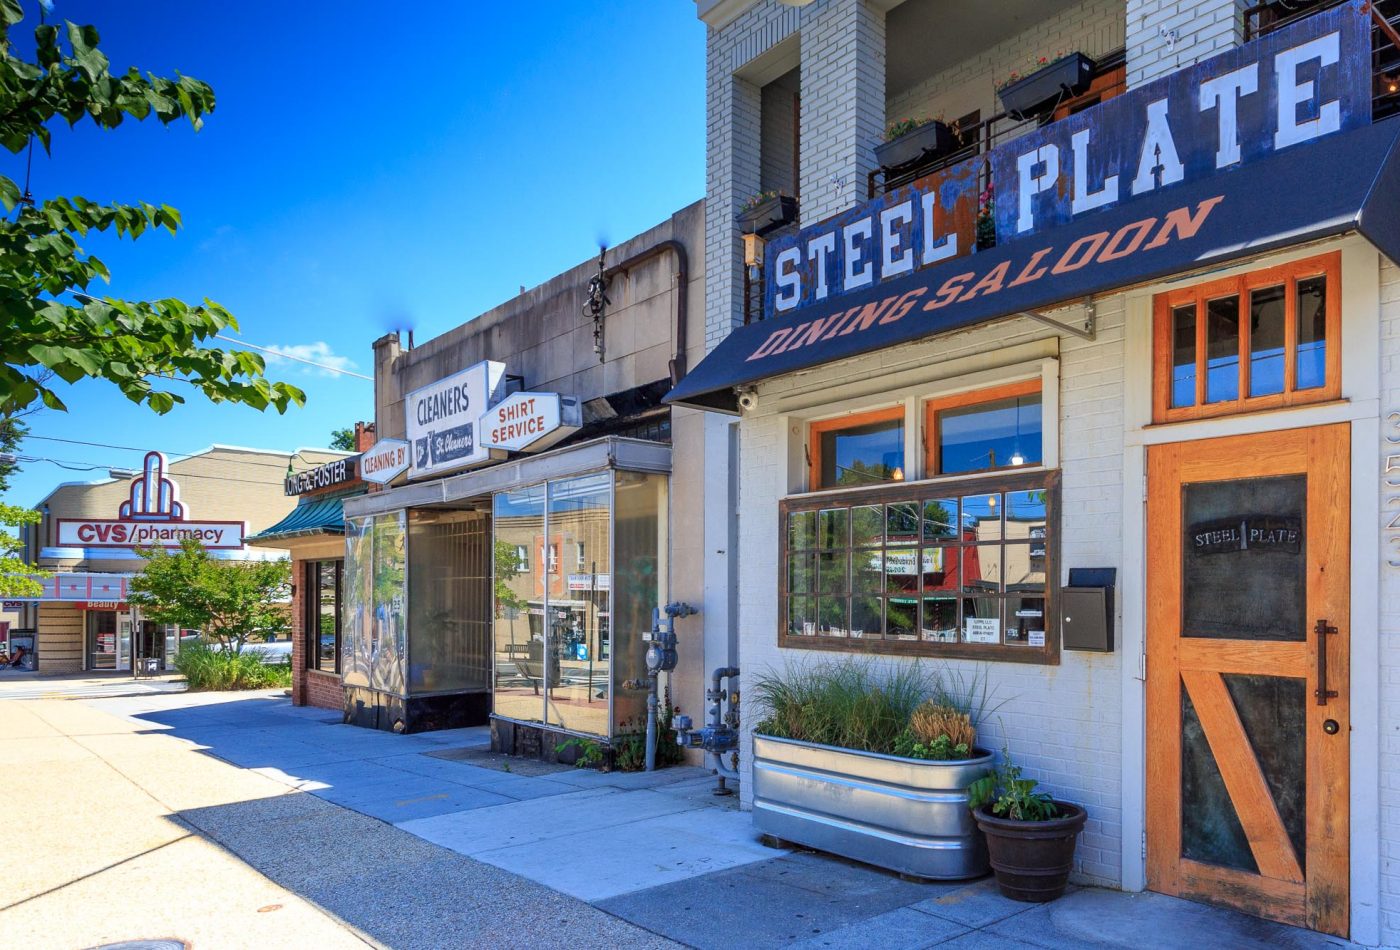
736,387 -> 760,412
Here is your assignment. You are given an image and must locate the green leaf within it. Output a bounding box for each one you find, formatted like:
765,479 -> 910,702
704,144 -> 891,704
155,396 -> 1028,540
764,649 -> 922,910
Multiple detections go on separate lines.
0,0 -> 24,26
0,175 -> 20,212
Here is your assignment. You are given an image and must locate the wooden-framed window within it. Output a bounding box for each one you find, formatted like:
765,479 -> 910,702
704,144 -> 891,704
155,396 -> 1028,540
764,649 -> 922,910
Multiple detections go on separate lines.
925,379 -> 1043,477
808,406 -> 906,490
780,469 -> 1058,664
1152,251 -> 1340,422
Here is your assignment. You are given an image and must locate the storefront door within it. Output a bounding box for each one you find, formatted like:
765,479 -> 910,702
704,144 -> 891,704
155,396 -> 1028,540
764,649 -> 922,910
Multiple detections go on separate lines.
1146,425 -> 1350,937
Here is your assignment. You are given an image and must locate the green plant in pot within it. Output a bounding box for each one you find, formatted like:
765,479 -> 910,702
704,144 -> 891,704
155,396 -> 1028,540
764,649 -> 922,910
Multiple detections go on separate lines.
968,751 -> 1087,902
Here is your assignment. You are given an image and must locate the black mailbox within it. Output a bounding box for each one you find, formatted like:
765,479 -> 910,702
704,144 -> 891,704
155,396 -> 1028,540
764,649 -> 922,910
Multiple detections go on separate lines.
1061,567 -> 1116,652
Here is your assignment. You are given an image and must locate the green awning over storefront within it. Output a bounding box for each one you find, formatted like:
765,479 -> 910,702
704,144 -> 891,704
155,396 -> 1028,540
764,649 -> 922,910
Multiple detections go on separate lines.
247,497 -> 346,544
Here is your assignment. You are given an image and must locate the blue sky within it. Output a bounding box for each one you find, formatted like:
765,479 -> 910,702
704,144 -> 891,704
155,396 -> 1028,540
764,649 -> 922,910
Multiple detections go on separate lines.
4,1 -> 705,508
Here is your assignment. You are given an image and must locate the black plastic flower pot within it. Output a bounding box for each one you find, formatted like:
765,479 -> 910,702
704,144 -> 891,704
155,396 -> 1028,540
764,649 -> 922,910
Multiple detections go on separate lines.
737,194 -> 798,236
874,119 -> 958,171
973,800 -> 1087,903
997,53 -> 1095,118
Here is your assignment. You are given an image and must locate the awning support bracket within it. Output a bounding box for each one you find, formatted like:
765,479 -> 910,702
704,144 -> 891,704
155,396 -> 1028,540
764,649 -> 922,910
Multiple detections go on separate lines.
1019,297 -> 1096,341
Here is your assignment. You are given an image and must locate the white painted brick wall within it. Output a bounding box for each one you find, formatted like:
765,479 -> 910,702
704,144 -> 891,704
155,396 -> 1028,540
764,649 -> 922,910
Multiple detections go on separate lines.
734,303 -> 1127,888
1378,258 -> 1400,945
1125,0 -> 1247,87
886,0 -> 1125,137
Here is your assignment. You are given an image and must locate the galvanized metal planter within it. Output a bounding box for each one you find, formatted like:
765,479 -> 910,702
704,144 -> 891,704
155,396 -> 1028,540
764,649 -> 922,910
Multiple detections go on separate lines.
752,733 -> 993,880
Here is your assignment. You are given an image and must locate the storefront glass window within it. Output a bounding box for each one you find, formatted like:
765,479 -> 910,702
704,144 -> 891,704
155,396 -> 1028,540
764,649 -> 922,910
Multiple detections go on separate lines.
408,510 -> 491,694
544,472 -> 612,736
307,559 -> 341,673
809,409 -> 905,489
613,470 -> 667,732
781,472 -> 1055,661
1155,252 -> 1339,421
926,381 -> 1043,477
492,484 -> 547,724
341,512 -> 407,694
491,469 -> 667,739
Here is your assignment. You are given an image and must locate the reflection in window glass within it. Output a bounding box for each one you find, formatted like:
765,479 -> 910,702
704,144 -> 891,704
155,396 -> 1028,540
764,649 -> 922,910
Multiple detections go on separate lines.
493,485 -> 547,724
938,394 -> 1042,474
1206,295 -> 1241,403
1296,276 -> 1327,390
612,471 -> 667,733
788,596 -> 815,636
789,510 -> 816,550
962,545 -> 1001,594
886,597 -> 918,640
1172,303 -> 1197,408
1006,595 -> 1046,647
546,473 -> 613,735
851,596 -> 883,638
818,597 -> 848,636
922,597 -> 958,642
1248,285 -> 1285,397
923,499 -> 958,542
961,493 -> 1001,538
309,559 -> 341,673
817,416 -> 905,488
963,597 -> 1001,644
783,483 -> 1051,653
851,505 -> 883,547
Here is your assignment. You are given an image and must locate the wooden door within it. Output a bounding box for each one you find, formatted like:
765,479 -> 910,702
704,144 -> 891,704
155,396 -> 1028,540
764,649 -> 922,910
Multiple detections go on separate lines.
1146,425 -> 1350,937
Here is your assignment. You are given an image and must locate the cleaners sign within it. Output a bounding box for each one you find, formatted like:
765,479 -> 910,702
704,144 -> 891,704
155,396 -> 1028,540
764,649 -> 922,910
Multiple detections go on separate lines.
479,392 -> 582,453
56,451 -> 246,550
405,361 -> 508,479
765,3 -> 1369,318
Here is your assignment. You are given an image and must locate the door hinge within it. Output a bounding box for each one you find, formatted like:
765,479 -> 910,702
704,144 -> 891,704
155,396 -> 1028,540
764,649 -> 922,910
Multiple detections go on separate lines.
1142,829 -> 1148,859
1138,653 -> 1147,682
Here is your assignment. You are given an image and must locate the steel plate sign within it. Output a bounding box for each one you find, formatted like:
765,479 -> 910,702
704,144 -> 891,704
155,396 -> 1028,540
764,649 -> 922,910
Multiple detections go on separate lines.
405,361 -> 507,479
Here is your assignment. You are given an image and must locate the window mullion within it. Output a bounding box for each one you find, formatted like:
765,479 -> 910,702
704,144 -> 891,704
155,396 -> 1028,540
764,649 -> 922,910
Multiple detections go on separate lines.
1194,292 -> 1206,408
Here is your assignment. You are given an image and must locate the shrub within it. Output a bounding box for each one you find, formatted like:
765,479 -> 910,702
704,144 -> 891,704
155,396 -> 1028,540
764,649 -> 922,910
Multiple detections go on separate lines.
752,658 -> 937,755
175,642 -> 292,691
753,659 -> 1003,759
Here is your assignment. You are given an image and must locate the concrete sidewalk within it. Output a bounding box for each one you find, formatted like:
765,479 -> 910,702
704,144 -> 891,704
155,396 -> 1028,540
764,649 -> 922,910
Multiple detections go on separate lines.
2,690 -> 1371,948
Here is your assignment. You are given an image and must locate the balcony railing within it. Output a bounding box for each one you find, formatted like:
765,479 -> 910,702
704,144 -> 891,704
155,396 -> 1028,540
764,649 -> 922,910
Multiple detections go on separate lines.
740,2 -> 1400,324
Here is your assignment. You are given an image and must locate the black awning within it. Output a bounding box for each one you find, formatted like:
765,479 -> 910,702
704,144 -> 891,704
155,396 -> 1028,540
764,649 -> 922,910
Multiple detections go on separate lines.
668,118 -> 1400,413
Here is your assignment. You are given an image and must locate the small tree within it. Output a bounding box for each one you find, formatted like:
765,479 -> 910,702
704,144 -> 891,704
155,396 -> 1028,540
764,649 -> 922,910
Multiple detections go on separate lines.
128,538 -> 290,652
328,427 -> 356,451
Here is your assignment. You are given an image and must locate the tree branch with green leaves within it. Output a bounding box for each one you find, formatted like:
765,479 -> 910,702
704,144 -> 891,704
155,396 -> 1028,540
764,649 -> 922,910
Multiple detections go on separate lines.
0,1 -> 305,417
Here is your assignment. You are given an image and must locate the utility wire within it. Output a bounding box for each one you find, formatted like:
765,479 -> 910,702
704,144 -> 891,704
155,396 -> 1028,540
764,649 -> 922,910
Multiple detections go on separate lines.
22,435 -> 354,472
212,335 -> 372,381
14,454 -> 331,489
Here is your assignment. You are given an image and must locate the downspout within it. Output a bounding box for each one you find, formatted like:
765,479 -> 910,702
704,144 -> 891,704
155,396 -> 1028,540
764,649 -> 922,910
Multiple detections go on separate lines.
603,239 -> 689,385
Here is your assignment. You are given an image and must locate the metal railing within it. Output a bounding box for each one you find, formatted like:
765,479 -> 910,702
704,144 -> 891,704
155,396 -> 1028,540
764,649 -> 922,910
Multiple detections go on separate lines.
744,4 -> 1400,323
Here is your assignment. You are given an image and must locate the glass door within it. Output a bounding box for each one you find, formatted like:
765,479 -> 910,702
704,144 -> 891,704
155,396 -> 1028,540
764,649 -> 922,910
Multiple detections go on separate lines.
1146,425 -> 1350,937
116,612 -> 133,671
86,611 -> 118,670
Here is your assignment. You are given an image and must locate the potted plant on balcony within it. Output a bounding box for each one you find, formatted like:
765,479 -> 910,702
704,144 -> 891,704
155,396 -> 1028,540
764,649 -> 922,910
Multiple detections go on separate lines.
751,659 -> 999,880
737,189 -> 798,236
969,751 -> 1087,902
996,51 -> 1096,118
874,115 -> 960,171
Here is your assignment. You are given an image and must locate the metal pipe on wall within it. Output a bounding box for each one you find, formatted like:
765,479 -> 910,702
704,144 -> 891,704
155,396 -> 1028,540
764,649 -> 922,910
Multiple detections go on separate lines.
603,238 -> 689,386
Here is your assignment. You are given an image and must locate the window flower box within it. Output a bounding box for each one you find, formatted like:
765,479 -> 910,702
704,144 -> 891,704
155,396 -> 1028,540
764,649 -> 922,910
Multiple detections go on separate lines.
997,52 -> 1095,118
874,118 -> 959,171
752,733 -> 994,880
737,193 -> 798,236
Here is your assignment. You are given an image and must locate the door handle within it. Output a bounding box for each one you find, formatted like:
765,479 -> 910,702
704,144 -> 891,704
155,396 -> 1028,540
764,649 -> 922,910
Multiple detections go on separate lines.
1314,618 -> 1338,706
